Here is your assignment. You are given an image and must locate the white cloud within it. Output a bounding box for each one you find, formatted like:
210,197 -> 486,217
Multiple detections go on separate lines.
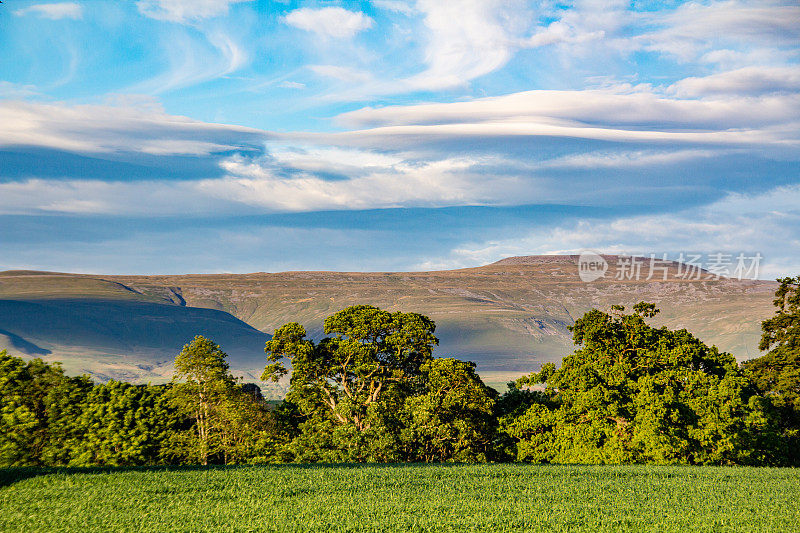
128,27 -> 248,93
0,152 -> 520,215
540,149 -> 720,170
389,0 -> 558,92
347,0 -> 799,98
0,100 -> 264,155
423,184 -> 800,279
136,0 -> 252,23
204,152 -> 524,212
699,48 -> 798,70
309,65 -> 373,83
0,134 -> 769,219
0,179 -> 205,216
318,121 -> 789,150
668,66 -> 800,97
522,20 -> 605,48
278,81 -> 306,89
269,144 -> 404,175
335,87 -> 800,131
372,1 -> 416,16
324,87 -> 800,154
635,1 -> 800,61
6,172 -> 799,279
398,0 -> 522,90
347,0 -> 612,96
0,81 -> 39,99
14,2 -> 83,20
283,7 -> 374,39
294,0 -> 609,97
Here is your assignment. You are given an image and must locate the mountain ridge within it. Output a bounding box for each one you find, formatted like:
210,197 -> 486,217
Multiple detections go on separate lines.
0,256 -> 777,390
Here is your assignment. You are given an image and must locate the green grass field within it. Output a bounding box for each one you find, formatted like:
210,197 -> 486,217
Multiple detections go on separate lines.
1,464 -> 798,532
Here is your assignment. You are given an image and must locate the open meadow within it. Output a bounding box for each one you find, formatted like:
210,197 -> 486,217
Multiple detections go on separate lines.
1,464 -> 798,532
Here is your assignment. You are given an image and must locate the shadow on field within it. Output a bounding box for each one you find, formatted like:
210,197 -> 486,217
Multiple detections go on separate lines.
0,462 -> 469,489
0,465 -> 232,489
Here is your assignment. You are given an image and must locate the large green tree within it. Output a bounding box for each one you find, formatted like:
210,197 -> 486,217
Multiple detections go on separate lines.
502,303 -> 780,465
743,276 -> 800,462
171,336 -> 281,465
266,305 -> 505,462
171,335 -> 238,465
745,276 -> 800,414
401,358 -> 497,462
0,348 -> 278,467
0,351 -> 92,466
67,381 -> 179,467
264,305 -> 437,431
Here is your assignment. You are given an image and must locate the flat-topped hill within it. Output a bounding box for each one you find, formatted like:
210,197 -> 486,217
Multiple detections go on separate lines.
0,256 -> 777,389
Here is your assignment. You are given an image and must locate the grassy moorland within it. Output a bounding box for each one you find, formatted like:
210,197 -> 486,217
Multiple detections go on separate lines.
0,257 -> 775,389
1,464 -> 798,532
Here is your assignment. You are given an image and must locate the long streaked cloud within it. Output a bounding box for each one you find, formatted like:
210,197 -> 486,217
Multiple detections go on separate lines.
335,87 -> 800,130
0,152 -> 526,215
0,137 -> 784,216
317,89 -> 800,158
668,66 -> 800,97
6,81 -> 799,161
0,76 -> 797,217
0,99 -> 265,155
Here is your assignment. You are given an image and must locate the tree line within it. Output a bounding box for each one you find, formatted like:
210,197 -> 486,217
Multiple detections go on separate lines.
1,277 -> 798,467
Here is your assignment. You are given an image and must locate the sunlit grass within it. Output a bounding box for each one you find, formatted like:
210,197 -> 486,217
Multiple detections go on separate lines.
1,464 -> 798,532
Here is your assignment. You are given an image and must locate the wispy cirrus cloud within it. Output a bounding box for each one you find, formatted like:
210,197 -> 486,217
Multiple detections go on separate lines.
0,81 -> 39,99
132,1 -> 252,92
634,0 -> 800,61
132,28 -> 249,93
334,0 -> 607,96
372,1 -> 416,16
305,1 -> 799,99
136,0 -> 253,23
13,2 -> 83,20
309,65 -> 373,83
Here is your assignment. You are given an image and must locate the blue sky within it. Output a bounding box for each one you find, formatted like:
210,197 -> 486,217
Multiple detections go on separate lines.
0,0 -> 798,276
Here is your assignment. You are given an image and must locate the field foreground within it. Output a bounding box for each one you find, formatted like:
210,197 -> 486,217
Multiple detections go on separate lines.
1,464 -> 798,532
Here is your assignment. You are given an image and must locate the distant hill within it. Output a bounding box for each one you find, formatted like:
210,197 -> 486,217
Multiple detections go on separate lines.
0,272 -> 270,386
0,256 -> 777,390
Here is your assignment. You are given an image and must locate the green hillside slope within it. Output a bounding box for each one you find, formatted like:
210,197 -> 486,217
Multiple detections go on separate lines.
0,273 -> 270,384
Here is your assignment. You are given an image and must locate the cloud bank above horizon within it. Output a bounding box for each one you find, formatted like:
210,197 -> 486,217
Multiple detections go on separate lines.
0,0 -> 798,276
